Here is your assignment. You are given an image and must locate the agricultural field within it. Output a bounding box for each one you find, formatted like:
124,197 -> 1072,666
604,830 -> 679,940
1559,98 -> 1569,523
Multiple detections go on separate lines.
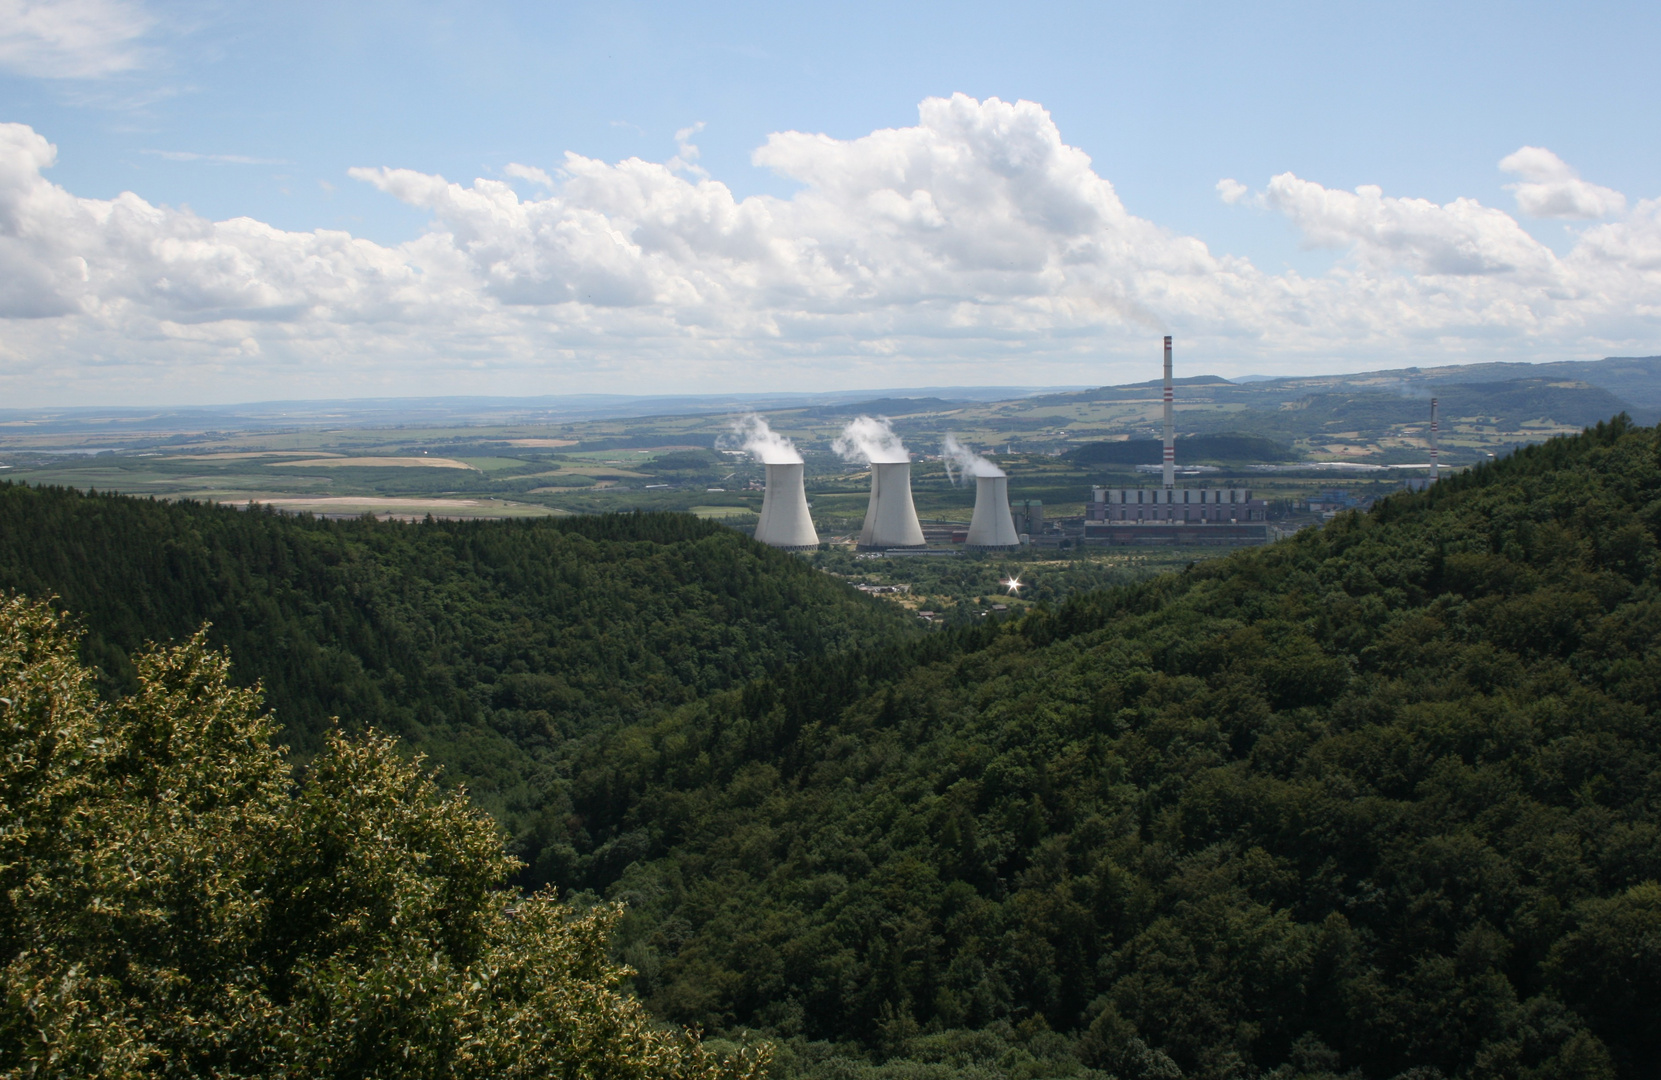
3,354 -> 1651,531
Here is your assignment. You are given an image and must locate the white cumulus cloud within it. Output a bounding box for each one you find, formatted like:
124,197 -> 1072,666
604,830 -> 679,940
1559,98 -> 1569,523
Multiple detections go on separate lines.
1500,145 -> 1626,219
1216,178 -> 1248,205
0,123 -> 447,323
1,98 -> 1660,405
0,0 -> 154,78
502,162 -> 553,188
1261,172 -> 1558,277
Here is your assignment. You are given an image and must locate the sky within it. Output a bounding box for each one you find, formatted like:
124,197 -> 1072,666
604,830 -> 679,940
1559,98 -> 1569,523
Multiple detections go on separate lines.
1,0 -> 1658,406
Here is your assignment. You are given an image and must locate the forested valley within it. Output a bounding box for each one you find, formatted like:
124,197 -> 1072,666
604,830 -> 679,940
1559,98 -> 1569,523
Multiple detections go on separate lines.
2,418 -> 1659,1080
0,491 -> 913,858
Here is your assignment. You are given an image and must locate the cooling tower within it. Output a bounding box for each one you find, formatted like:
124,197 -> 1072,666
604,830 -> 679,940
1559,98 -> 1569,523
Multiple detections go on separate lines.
857,462 -> 926,549
754,462 -> 819,550
964,474 -> 1019,548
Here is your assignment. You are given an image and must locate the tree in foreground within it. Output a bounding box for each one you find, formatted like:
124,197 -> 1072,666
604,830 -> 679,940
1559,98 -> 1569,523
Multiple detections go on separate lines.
0,594 -> 769,1080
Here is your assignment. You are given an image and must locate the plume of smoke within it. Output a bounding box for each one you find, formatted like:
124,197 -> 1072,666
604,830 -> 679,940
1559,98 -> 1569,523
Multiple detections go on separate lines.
941,434 -> 1004,483
833,416 -> 910,465
725,412 -> 802,464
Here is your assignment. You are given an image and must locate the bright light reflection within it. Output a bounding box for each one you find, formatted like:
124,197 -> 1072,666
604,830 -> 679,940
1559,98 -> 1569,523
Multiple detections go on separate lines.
1003,577 -> 1022,595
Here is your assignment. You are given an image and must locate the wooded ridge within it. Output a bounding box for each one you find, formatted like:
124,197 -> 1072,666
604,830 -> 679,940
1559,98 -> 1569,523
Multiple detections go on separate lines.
0,491 -> 913,857
1,417 -> 1658,1079
561,418 -> 1660,1080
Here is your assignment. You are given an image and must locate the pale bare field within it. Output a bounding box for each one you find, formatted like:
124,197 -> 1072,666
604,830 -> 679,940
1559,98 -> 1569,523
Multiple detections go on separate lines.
243,496 -> 563,518
162,451 -> 345,460
271,457 -> 478,470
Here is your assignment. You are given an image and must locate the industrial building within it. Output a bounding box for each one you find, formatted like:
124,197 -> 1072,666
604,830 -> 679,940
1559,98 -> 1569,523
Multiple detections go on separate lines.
1011,499 -> 1043,537
1087,486 -> 1267,523
1083,337 -> 1268,544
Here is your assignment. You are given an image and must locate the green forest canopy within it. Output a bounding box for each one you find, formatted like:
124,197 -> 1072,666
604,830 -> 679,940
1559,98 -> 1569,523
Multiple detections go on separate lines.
0,493 -> 913,855
0,596 -> 767,1079
556,418 -> 1660,1080
2,417 -> 1659,1079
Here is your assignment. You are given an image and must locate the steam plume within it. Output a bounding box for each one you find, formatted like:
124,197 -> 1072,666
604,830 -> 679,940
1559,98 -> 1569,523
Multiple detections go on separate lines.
833,416 -> 909,464
726,413 -> 802,464
941,434 -> 1004,483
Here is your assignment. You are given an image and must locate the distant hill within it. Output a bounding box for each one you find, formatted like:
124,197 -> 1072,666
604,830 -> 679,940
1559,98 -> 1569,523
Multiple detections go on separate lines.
1024,374 -> 1236,407
1179,381 -> 1635,443
1070,433 -> 1295,465
1430,378 -> 1636,427
0,388 -> 1065,445
790,397 -> 969,420
1062,355 -> 1661,416
1406,355 -> 1661,412
1004,357 -> 1659,463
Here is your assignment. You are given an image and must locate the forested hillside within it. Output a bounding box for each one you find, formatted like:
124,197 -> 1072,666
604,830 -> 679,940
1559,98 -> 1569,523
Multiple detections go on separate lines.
0,488 -> 913,841
0,598 -> 764,1079
559,418 -> 1661,1080
6,421 -> 1659,1079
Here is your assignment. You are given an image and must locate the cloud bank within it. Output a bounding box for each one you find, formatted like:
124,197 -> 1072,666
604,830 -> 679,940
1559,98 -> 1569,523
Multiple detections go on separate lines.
2,94 -> 1659,403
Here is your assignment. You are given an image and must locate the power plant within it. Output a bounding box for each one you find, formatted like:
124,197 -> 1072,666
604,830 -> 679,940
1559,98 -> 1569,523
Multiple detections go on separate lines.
858,462 -> 926,549
1084,336 -> 1269,545
753,462 -> 819,550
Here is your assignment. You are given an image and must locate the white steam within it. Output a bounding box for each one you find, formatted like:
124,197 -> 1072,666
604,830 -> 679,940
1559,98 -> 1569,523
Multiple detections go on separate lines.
942,434 -> 1005,482
833,416 -> 909,464
726,412 -> 803,464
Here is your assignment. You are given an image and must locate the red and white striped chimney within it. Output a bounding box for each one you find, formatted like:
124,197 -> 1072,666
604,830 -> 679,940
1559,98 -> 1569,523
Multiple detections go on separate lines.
1429,397 -> 1439,483
1162,336 -> 1175,490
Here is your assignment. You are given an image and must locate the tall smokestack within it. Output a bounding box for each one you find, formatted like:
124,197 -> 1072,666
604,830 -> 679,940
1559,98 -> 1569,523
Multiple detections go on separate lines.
858,462 -> 926,550
1429,397 -> 1439,483
1162,335 -> 1175,490
964,474 -> 1019,548
754,462 -> 819,550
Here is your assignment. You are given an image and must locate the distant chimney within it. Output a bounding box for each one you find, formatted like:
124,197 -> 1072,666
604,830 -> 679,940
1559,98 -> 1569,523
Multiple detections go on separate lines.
1162,336 -> 1175,490
1429,398 -> 1439,483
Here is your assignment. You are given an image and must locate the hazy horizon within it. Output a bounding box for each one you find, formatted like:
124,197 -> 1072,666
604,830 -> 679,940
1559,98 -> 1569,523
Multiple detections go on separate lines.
6,352 -> 1659,433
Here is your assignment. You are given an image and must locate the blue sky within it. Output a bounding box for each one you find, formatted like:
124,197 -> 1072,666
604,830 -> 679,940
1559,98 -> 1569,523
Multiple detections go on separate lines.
2,0 -> 1658,404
